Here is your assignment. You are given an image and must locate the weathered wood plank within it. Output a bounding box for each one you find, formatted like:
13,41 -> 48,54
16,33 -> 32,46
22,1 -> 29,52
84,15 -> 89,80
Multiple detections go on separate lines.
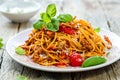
0,1 -> 44,79
99,0 -> 120,80
0,0 -> 120,80
99,0 -> 120,35
62,0 -> 109,29
0,13 -> 23,80
0,51 -> 23,80
73,68 -> 110,80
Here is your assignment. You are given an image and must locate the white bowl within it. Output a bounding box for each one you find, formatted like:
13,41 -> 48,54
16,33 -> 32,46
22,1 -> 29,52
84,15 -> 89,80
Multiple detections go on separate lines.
0,0 -> 40,23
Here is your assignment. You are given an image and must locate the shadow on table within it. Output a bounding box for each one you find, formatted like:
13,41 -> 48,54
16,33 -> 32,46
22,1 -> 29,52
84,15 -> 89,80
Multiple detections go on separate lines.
20,61 -> 120,80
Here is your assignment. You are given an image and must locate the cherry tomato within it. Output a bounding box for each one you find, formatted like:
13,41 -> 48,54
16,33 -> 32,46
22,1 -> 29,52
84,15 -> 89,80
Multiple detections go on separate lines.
70,52 -> 84,67
59,26 -> 76,35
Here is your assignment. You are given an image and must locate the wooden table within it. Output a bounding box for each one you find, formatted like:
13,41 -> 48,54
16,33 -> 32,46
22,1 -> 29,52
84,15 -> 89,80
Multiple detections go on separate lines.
0,0 -> 120,80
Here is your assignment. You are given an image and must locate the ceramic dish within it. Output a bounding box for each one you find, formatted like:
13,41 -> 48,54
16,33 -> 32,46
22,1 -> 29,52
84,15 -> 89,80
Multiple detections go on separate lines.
6,28 -> 120,72
0,0 -> 40,23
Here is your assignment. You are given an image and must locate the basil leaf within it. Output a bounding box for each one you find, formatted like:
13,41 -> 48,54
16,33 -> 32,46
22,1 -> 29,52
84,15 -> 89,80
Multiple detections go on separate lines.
46,18 -> 59,32
57,14 -> 73,22
41,13 -> 51,23
16,75 -> 28,80
0,38 -> 3,49
33,20 -> 46,29
82,56 -> 107,68
46,3 -> 56,17
15,47 -> 25,55
0,42 -> 3,49
94,27 -> 100,33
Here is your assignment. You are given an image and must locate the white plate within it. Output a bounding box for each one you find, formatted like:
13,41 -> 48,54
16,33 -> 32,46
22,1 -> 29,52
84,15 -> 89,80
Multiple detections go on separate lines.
6,28 -> 120,72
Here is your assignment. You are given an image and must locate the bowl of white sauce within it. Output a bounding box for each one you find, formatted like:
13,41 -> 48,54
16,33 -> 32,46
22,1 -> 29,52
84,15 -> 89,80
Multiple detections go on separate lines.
0,0 -> 40,23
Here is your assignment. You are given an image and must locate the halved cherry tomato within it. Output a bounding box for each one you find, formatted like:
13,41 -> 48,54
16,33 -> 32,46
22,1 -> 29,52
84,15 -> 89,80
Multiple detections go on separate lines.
59,26 -> 76,35
70,52 -> 84,67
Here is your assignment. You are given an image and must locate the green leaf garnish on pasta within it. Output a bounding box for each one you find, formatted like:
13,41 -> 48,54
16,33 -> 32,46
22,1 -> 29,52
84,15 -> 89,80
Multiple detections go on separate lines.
15,47 -> 25,55
33,3 -> 73,31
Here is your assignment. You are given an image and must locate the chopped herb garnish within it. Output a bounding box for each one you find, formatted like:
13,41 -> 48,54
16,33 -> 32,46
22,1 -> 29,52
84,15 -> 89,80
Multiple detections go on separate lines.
15,47 -> 25,55
33,3 -> 73,32
94,27 -> 100,33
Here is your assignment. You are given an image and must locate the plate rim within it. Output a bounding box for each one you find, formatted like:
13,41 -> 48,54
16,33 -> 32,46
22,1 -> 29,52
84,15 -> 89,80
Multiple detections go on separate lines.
6,28 -> 120,72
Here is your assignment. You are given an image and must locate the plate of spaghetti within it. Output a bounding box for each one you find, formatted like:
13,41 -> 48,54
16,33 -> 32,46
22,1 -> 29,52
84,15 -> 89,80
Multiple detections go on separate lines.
6,4 -> 120,72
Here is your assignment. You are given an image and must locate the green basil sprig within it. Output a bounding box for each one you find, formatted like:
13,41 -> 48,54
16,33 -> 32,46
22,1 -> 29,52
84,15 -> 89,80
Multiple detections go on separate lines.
46,3 -> 56,17
33,20 -> 46,30
46,18 -> 59,32
33,4 -> 57,31
41,12 -> 51,23
57,14 -> 73,23
33,3 -> 73,32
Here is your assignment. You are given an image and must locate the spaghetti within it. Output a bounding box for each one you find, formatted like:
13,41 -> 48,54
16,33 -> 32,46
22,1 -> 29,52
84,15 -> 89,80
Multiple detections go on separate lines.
20,19 -> 112,67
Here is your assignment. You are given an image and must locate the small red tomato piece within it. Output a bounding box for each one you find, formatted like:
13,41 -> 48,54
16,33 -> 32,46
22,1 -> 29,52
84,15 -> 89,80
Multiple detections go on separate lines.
54,62 -> 67,67
59,26 -> 75,35
70,52 -> 84,67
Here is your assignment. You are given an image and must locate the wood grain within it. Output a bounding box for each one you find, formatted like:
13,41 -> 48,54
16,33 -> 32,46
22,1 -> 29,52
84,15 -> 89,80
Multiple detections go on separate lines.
0,0 -> 120,80
99,1 -> 120,80
0,14 -> 23,80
